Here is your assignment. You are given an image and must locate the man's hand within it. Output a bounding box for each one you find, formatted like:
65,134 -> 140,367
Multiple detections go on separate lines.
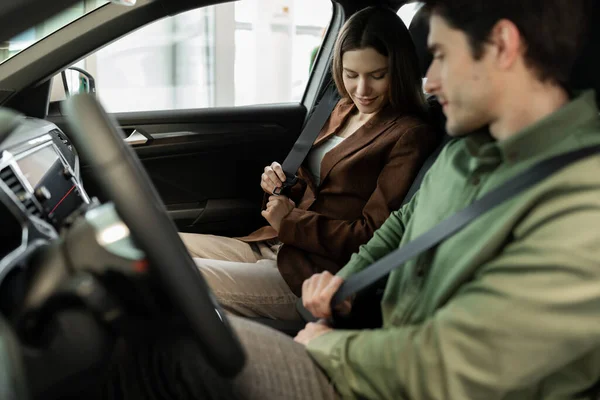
302,271 -> 352,319
261,195 -> 295,232
261,161 -> 287,195
294,320 -> 333,346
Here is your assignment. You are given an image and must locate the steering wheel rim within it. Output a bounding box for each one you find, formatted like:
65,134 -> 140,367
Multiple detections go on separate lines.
62,94 -> 245,377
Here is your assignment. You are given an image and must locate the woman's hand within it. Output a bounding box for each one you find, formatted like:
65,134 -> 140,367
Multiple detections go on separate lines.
262,195 -> 295,232
261,162 -> 287,195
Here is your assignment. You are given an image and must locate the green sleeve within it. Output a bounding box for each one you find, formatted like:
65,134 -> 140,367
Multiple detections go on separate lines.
309,198 -> 600,399
336,193 -> 419,280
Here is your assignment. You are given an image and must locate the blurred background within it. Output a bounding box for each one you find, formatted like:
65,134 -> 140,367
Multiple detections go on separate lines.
0,0 -> 421,112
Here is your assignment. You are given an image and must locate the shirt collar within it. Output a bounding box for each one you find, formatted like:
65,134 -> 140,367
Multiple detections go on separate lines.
498,89 -> 599,163
464,90 -> 599,164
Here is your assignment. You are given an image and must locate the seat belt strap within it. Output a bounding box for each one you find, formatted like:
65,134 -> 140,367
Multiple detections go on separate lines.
274,83 -> 339,195
332,144 -> 600,308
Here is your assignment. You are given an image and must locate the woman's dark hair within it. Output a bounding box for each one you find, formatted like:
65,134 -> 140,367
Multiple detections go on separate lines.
332,6 -> 427,116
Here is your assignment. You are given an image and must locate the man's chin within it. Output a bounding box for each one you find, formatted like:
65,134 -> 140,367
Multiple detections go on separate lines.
445,120 -> 464,137
445,128 -> 467,137
445,119 -> 485,137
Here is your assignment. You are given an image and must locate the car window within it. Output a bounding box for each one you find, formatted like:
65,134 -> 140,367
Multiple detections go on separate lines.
52,0 -> 333,113
397,2 -> 423,27
0,1 -> 109,65
398,2 -> 426,89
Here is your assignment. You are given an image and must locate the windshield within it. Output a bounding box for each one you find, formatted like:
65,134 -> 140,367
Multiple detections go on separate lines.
0,0 -> 109,65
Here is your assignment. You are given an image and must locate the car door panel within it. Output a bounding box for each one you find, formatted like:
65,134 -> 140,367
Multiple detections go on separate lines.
48,103 -> 306,237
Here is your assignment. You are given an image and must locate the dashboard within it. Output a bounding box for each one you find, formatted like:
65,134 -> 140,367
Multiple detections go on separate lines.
0,111 -> 166,400
0,116 -> 89,283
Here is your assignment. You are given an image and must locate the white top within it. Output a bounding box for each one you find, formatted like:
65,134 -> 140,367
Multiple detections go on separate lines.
306,135 -> 346,186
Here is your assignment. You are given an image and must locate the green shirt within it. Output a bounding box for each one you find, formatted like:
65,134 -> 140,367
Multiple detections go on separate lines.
307,90 -> 600,399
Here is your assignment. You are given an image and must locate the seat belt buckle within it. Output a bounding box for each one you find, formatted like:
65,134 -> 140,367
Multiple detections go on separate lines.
273,175 -> 298,196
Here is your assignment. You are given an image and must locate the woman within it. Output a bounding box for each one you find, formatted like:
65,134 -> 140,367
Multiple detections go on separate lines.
180,6 -> 439,320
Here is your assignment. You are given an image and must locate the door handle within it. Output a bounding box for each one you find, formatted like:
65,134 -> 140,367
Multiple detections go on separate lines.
124,129 -> 150,145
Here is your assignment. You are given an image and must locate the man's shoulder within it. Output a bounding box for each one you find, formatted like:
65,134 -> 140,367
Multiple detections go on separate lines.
542,144 -> 600,191
514,132 -> 600,230
545,125 -> 600,185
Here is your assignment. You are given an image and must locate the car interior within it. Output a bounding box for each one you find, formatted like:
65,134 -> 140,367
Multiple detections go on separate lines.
0,0 -> 598,399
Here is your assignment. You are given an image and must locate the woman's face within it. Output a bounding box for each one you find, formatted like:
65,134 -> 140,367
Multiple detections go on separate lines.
342,47 -> 390,115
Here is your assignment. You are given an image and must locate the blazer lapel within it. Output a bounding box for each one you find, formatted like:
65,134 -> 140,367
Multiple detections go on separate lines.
313,100 -> 355,147
318,105 -> 400,186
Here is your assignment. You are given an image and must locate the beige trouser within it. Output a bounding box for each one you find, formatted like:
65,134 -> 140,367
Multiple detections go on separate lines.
179,232 -> 301,321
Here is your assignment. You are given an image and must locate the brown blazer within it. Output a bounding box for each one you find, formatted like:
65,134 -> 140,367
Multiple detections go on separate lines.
239,100 -> 439,295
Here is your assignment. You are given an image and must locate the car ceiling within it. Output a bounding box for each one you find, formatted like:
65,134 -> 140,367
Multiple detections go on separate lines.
0,0 -> 82,43
0,0 -> 411,44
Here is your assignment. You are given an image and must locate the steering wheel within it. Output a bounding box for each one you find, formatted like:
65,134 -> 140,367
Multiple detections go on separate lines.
62,94 -> 245,377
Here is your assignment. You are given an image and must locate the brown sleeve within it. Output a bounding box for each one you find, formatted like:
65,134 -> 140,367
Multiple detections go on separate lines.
277,123 -> 438,264
260,178 -> 307,210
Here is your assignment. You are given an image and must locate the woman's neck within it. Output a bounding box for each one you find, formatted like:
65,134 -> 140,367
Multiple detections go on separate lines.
354,109 -> 377,124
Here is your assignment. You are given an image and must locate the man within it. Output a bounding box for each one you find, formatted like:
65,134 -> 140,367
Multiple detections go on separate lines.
104,1 -> 600,399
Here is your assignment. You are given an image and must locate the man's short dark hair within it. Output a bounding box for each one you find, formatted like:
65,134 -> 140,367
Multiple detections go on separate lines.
422,0 -> 592,87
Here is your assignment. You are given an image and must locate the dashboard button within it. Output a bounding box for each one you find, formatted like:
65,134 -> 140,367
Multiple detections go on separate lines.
34,186 -> 52,202
63,167 -> 74,180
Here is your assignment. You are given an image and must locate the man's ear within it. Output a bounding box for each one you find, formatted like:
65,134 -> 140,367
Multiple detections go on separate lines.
488,19 -> 523,70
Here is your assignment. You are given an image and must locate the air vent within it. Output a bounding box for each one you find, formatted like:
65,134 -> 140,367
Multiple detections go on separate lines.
0,166 -> 42,218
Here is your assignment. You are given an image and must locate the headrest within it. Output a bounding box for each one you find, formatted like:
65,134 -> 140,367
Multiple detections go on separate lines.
408,3 -> 600,103
570,1 -> 600,103
408,6 -> 432,78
